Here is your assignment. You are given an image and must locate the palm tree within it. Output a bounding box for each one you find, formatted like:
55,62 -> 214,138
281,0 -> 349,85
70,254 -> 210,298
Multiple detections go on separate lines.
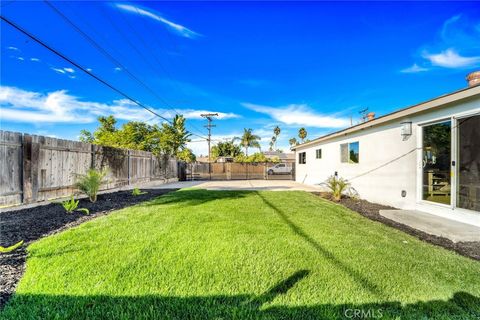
271,136 -> 277,151
234,128 -> 261,156
289,137 -> 298,147
298,128 -> 307,143
273,125 -> 281,149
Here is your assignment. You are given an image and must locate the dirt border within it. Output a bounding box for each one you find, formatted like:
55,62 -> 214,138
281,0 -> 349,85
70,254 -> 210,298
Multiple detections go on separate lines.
313,192 -> 480,261
0,188 -> 177,309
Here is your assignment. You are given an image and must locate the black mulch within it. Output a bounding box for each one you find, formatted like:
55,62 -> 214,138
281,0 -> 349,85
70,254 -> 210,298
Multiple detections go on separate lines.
313,192 -> 480,261
0,188 -> 177,309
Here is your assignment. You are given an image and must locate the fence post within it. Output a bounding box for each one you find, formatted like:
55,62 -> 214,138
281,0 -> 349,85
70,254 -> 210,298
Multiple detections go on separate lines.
127,149 -> 131,185
90,144 -> 96,169
22,134 -> 39,203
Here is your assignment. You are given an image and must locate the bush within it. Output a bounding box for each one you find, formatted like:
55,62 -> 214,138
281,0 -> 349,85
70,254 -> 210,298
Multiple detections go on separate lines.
132,188 -> 147,196
323,175 -> 351,201
75,169 -> 107,203
60,195 -> 90,214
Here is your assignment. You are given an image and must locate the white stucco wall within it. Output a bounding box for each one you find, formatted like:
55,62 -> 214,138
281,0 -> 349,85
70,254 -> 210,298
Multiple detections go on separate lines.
295,96 -> 480,226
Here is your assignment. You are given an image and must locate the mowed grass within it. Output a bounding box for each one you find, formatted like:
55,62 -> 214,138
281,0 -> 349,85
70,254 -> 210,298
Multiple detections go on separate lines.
1,190 -> 479,319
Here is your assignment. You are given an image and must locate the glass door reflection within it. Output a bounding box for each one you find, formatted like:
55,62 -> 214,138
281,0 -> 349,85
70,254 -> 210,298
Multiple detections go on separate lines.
422,121 -> 451,205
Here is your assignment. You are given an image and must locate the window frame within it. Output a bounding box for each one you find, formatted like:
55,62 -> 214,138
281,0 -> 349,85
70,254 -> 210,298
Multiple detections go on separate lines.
340,142 -> 359,164
315,148 -> 322,159
298,152 -> 306,164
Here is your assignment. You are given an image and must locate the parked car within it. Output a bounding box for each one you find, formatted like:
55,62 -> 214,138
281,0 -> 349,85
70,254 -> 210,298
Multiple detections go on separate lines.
267,163 -> 292,175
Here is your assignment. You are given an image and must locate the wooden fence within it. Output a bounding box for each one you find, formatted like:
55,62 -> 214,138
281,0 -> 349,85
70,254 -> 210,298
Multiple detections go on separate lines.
186,162 -> 294,180
0,131 -> 178,207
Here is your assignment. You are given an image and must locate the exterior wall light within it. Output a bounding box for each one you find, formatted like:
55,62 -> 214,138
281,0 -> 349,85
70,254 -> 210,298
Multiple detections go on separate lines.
401,121 -> 412,137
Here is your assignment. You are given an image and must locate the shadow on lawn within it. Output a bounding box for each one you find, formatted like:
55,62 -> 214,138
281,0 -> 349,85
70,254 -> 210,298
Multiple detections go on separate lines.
146,189 -> 251,207
2,290 -> 478,319
255,192 -> 385,297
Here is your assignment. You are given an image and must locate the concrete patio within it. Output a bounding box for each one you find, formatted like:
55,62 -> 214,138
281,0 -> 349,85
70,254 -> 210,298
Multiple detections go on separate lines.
152,179 -> 324,192
380,209 -> 480,243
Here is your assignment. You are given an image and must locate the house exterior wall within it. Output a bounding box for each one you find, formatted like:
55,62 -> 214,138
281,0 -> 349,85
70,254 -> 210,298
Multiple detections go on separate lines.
295,96 -> 480,226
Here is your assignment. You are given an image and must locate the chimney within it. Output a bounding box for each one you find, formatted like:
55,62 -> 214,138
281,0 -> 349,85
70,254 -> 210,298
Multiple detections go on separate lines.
366,112 -> 375,121
466,71 -> 480,87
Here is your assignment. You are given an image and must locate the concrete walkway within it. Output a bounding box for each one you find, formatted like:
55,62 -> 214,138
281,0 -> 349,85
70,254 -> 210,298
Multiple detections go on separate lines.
380,209 -> 480,243
153,180 -> 323,192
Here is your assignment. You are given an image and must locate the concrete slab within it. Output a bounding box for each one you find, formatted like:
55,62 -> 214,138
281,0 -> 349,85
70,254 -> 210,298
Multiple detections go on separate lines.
154,180 -> 323,192
379,209 -> 480,243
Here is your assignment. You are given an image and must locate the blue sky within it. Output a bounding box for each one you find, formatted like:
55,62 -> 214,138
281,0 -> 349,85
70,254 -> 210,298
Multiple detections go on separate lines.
1,1 -> 479,155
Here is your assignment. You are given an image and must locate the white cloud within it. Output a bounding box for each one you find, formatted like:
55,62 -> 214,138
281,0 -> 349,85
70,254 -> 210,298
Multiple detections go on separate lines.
16,57 -> 24,61
114,3 -> 200,39
243,103 -> 350,129
7,46 -> 19,51
405,15 -> 480,71
51,67 -> 66,74
51,67 -> 78,77
114,67 -> 122,72
30,57 -> 40,62
400,63 -> 428,73
86,68 -> 93,72
422,49 -> 480,68
0,86 -> 240,126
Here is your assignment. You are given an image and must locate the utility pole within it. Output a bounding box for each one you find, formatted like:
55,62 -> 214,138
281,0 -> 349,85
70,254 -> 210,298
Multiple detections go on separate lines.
201,113 -> 218,179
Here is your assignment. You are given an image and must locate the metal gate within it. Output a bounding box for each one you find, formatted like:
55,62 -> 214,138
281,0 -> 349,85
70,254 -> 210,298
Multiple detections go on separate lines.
186,162 -> 295,180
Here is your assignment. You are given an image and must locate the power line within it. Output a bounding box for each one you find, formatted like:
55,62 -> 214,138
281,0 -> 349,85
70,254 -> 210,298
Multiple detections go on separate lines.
57,1 -> 208,140
0,14 -> 172,123
348,114 -> 480,181
113,5 -> 209,139
1,10 -> 208,141
43,1 -> 175,113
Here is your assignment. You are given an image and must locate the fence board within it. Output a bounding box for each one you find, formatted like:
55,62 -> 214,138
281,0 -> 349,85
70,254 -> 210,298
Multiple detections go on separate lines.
0,131 -> 178,207
0,131 -> 23,206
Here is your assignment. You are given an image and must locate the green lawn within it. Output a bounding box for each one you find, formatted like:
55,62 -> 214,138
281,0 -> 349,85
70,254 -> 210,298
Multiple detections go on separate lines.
2,190 -> 479,319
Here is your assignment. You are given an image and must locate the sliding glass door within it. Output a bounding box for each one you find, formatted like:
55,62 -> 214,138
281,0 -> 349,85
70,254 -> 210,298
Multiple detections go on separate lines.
422,121 -> 451,205
457,115 -> 480,212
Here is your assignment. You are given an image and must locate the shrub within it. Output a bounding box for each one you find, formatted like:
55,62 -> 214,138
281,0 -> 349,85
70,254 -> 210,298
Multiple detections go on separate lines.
75,169 -> 107,203
61,195 -> 79,213
323,175 -> 351,201
132,188 -> 147,196
60,195 -> 90,214
0,240 -> 24,253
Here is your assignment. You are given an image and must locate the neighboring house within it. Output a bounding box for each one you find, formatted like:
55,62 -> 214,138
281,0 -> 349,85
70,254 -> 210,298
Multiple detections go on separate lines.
263,151 -> 295,162
293,72 -> 480,227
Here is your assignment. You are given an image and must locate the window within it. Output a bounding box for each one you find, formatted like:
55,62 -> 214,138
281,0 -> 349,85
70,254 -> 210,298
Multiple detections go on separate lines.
340,142 -> 359,163
316,149 -> 322,159
277,164 -> 285,168
298,152 -> 306,164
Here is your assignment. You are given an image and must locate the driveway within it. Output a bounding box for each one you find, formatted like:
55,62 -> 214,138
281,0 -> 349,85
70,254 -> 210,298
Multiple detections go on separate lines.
155,180 -> 323,192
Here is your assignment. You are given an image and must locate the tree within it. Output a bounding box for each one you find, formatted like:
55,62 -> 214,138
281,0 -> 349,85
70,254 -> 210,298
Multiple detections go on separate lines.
211,140 -> 243,160
289,138 -> 298,147
177,148 -> 196,163
273,125 -> 281,149
234,128 -> 261,156
298,128 -> 307,143
79,130 -> 94,143
158,115 -> 192,156
79,114 -> 192,158
268,140 -> 274,151
270,136 -> 277,151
